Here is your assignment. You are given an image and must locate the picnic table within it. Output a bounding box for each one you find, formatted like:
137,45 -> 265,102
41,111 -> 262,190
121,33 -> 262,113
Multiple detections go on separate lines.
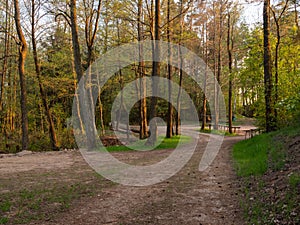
218,124 -> 241,133
206,123 -> 241,133
244,128 -> 263,139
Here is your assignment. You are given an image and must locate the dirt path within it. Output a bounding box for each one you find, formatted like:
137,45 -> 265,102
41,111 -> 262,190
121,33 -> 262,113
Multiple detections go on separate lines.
0,135 -> 244,225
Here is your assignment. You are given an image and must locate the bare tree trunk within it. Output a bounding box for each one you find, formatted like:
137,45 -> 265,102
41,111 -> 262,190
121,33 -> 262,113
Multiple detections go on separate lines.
215,0 -> 224,129
0,0 -> 9,112
84,0 -> 102,67
263,0 -> 276,132
166,0 -> 173,138
70,0 -> 97,149
70,0 -> 83,82
227,12 -> 233,134
176,0 -> 184,136
71,45 -> 85,134
14,0 -> 29,150
294,0 -> 299,36
201,22 -> 208,131
146,0 -> 161,145
138,0 -> 148,139
31,0 -> 59,150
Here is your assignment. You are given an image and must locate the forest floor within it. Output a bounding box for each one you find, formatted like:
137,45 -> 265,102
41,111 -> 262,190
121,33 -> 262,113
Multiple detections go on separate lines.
0,127 -> 256,225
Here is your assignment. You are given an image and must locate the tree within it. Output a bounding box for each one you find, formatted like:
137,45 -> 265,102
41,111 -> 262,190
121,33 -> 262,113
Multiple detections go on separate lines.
0,0 -> 9,112
14,0 -> 29,150
166,0 -> 174,138
146,0 -> 161,145
227,12 -> 233,134
70,0 -> 97,149
30,0 -> 59,150
271,0 -> 289,122
137,0 -> 148,139
263,0 -> 276,132
176,0 -> 184,136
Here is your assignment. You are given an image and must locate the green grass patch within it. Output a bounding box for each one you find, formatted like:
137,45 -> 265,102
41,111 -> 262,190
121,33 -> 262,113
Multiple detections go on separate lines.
233,125 -> 300,224
1,182 -> 99,224
233,125 -> 300,177
0,217 -> 8,224
289,173 -> 300,188
0,200 -> 11,224
0,200 -> 11,213
233,133 -> 270,176
105,135 -> 192,152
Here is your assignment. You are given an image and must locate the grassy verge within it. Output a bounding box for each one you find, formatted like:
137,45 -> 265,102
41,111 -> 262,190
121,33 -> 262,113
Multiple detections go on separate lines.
233,126 -> 300,224
105,135 -> 192,152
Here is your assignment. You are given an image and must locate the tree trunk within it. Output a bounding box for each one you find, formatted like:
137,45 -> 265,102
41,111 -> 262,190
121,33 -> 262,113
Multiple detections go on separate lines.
263,0 -> 276,132
146,0 -> 160,145
176,0 -> 184,136
0,0 -> 9,112
201,22 -> 208,131
70,0 -> 97,149
70,0 -> 83,82
137,0 -> 148,139
271,1 -> 289,125
31,0 -> 59,150
227,13 -> 233,134
215,1 -> 224,130
166,0 -> 173,138
14,0 -> 29,150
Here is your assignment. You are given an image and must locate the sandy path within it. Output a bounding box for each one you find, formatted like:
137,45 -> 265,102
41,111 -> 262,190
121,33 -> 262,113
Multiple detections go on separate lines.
0,134 -> 244,225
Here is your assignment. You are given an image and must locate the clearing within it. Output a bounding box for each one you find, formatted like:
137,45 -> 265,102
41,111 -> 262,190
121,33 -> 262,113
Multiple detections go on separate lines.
0,131 -> 249,225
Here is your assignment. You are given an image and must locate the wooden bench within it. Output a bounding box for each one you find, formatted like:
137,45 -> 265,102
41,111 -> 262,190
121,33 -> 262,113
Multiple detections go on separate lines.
245,128 -> 263,139
218,124 -> 241,133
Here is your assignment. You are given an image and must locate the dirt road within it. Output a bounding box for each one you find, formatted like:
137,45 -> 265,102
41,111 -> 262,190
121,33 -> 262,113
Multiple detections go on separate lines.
0,134 -> 244,225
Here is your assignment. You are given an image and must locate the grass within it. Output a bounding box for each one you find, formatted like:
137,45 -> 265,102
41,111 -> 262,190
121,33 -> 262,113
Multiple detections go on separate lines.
289,173 -> 300,188
0,200 -> 11,224
233,133 -> 271,177
104,135 -> 192,152
233,125 -> 300,224
233,125 -> 300,177
0,182 -> 99,224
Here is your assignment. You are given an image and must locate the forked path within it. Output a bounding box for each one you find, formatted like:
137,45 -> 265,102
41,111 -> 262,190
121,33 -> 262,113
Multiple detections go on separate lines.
0,135 -> 245,225
50,135 -> 243,224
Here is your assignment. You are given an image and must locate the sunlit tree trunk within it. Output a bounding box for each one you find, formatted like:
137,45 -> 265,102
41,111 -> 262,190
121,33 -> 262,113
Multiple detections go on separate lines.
166,0 -> 173,138
70,0 -> 97,149
176,0 -> 184,136
31,0 -> 59,150
137,0 -> 148,139
146,0 -> 160,145
201,22 -> 208,131
0,0 -> 9,113
14,0 -> 29,150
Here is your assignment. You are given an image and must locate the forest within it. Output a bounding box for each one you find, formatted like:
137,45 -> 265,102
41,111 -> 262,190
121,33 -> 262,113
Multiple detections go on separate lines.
0,0 -> 299,152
